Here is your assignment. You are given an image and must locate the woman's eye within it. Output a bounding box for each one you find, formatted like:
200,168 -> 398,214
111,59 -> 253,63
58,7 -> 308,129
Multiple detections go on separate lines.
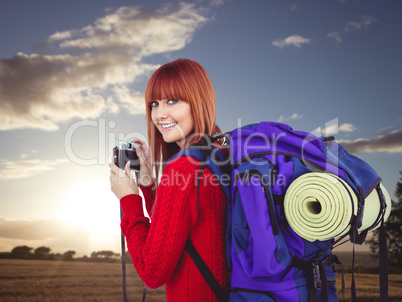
167,99 -> 178,105
150,101 -> 158,108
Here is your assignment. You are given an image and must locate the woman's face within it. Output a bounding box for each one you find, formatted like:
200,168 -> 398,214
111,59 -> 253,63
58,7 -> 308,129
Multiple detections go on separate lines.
150,99 -> 194,149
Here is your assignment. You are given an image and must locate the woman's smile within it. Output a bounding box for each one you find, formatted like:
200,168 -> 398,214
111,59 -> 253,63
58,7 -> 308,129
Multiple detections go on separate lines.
160,122 -> 178,130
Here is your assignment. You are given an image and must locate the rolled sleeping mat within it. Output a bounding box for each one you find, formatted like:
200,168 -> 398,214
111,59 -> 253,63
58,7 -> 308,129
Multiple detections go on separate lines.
283,172 -> 392,242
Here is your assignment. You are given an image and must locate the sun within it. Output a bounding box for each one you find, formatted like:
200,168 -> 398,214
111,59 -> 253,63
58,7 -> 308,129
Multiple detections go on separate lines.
59,178 -> 122,238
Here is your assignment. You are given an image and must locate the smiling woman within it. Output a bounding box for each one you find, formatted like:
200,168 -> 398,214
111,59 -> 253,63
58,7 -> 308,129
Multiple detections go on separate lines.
109,59 -> 229,302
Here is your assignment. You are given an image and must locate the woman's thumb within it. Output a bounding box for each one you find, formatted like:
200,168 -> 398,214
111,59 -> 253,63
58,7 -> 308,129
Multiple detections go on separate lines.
136,147 -> 145,165
125,161 -> 132,178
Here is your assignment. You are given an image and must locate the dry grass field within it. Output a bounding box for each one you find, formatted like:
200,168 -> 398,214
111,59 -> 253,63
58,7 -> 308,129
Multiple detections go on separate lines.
0,259 -> 165,302
1,256 -> 401,301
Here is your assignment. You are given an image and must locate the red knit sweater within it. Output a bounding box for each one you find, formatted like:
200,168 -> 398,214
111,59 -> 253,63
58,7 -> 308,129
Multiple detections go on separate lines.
120,151 -> 229,301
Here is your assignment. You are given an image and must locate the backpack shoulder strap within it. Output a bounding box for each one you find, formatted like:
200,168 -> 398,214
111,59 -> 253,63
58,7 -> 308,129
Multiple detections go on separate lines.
185,239 -> 227,302
168,141 -> 231,201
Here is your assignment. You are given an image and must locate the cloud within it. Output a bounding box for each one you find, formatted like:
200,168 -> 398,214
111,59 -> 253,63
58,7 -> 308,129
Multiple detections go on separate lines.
0,218 -> 86,241
0,218 -> 96,256
53,4 -> 208,55
272,35 -> 311,49
110,85 -> 146,115
361,15 -> 377,26
327,31 -> 343,43
321,122 -> 357,136
344,21 -> 362,32
210,0 -> 225,7
327,15 -> 377,43
47,31 -> 72,42
0,3 -> 210,131
339,130 -> 402,154
339,123 -> 357,132
20,149 -> 37,159
277,113 -> 303,122
0,159 -> 66,179
378,125 -> 394,134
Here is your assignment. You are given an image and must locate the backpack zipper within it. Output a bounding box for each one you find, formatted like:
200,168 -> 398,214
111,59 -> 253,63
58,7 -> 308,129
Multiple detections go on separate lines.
233,151 -> 332,172
234,169 -> 279,236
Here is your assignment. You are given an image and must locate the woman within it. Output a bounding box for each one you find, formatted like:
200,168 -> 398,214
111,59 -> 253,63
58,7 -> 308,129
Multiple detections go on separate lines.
109,59 -> 229,301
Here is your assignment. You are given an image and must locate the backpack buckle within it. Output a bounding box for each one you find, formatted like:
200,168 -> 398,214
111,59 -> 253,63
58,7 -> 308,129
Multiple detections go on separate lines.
376,185 -> 387,210
312,263 -> 322,289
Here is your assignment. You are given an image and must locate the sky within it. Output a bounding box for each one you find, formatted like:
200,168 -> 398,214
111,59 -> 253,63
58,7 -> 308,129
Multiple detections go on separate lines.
0,0 -> 401,257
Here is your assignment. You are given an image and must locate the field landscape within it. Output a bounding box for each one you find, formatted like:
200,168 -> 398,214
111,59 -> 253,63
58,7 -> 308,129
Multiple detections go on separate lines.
0,259 -> 165,302
1,252 -> 401,302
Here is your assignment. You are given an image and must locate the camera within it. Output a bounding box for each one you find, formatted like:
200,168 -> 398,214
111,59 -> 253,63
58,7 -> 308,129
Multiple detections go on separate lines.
113,140 -> 140,171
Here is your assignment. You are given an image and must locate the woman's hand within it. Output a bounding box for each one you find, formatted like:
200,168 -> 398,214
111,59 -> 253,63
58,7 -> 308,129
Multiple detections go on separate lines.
110,161 -> 139,200
132,139 -> 155,187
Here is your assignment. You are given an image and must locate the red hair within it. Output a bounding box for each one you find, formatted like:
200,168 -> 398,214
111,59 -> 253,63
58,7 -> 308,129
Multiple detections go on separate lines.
145,58 -> 221,179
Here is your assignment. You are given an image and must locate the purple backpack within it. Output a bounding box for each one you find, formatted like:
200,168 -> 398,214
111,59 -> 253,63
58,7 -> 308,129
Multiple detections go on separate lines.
175,121 -> 389,302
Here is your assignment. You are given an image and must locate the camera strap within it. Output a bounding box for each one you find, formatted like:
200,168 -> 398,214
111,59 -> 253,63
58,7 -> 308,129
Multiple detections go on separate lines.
121,206 -> 128,302
120,171 -> 147,302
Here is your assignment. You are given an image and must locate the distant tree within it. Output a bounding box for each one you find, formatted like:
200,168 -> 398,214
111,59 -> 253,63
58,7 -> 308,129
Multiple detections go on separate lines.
367,172 -> 402,268
62,250 -> 76,261
90,250 -> 119,262
0,252 -> 11,259
97,250 -> 119,258
34,246 -> 51,259
11,246 -> 33,259
54,253 -> 62,260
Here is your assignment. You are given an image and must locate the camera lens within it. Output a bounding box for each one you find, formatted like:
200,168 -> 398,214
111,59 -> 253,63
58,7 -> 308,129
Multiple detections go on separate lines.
127,143 -> 132,149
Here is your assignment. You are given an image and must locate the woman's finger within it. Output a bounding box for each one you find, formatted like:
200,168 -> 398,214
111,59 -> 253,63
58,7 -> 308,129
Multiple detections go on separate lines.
135,147 -> 146,164
136,146 -> 152,170
133,140 -> 150,162
109,162 -> 119,173
124,160 -> 132,179
132,139 -> 146,150
132,139 -> 145,145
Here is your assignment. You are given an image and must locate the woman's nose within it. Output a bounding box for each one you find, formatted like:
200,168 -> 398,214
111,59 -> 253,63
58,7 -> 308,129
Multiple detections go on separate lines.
155,103 -> 168,120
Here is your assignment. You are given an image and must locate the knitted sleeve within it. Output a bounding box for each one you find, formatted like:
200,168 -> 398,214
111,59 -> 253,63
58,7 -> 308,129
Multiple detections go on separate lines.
139,181 -> 157,217
120,157 -> 199,288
